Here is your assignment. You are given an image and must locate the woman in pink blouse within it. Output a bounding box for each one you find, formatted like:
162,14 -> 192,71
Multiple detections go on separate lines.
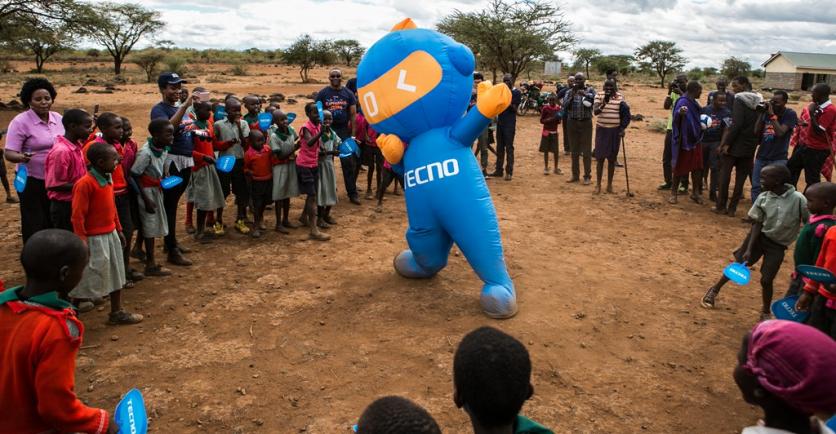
4,78 -> 64,242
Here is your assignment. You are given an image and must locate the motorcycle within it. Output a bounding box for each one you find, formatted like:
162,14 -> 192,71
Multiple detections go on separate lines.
517,87 -> 552,116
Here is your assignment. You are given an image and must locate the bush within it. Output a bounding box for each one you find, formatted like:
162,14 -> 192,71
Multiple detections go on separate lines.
86,48 -> 100,57
163,57 -> 188,76
229,63 -> 248,76
687,67 -> 704,81
0,60 -> 13,74
649,119 -> 667,133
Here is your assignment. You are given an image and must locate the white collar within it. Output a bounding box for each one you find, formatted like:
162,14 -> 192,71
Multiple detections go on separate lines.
820,100 -> 833,109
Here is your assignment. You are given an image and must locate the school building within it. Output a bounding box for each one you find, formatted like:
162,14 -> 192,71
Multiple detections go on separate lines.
762,51 -> 836,90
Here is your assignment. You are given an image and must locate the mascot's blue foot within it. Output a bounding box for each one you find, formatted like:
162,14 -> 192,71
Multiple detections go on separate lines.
480,284 -> 518,319
394,250 -> 438,279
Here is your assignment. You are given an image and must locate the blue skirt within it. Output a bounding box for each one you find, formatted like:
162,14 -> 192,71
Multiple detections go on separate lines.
593,126 -> 621,161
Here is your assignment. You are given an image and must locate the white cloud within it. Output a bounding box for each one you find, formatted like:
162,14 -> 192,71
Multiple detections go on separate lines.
114,0 -> 835,69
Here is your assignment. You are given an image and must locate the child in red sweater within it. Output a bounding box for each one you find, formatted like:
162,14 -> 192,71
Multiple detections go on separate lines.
186,102 -> 225,243
71,142 -> 142,325
798,224 -> 836,339
539,94 -> 562,175
0,229 -> 118,434
244,129 -> 274,238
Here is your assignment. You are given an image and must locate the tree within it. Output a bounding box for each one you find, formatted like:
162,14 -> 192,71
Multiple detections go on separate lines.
721,56 -> 751,79
84,2 -> 164,75
283,34 -> 334,83
573,48 -> 600,78
132,49 -> 166,82
634,40 -> 686,88
702,66 -> 718,76
15,25 -> 75,73
437,0 -> 575,83
332,39 -> 365,66
593,55 -> 634,76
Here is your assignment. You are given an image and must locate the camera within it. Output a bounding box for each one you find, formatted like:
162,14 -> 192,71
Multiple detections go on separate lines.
756,101 -> 770,112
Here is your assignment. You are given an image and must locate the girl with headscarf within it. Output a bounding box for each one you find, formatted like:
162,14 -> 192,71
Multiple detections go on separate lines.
734,320 -> 836,434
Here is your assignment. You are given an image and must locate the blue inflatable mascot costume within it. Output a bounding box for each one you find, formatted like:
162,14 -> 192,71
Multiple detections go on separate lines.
357,19 -> 517,318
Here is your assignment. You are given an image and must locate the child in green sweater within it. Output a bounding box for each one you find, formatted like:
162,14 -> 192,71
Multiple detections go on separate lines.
454,327 -> 553,434
786,182 -> 836,296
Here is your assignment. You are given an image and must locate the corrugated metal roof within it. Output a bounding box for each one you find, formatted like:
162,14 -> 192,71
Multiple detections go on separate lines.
763,51 -> 836,70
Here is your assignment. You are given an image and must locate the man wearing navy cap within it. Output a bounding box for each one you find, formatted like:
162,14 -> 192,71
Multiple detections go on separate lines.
149,72 -> 193,266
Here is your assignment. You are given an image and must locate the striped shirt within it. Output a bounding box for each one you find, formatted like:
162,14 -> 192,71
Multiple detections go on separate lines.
594,93 -> 625,129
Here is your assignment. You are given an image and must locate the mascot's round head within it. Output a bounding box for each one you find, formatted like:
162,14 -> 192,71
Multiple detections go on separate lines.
357,18 -> 475,142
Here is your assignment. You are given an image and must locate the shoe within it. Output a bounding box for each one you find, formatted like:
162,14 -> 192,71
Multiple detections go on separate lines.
108,310 -> 144,325
678,185 -> 688,194
317,219 -> 331,229
177,244 -> 192,254
566,178 -> 579,183
144,265 -> 172,277
275,224 -> 290,234
543,168 -> 550,175
235,219 -> 250,234
309,231 -> 331,241
582,178 -> 591,185
615,162 -> 624,168
128,269 -> 145,282
554,168 -> 562,175
75,301 -> 95,313
195,232 -> 213,244
350,196 -> 362,205
251,229 -> 262,238
657,182 -> 672,191
323,215 -> 337,225
504,173 -> 512,181
5,196 -> 18,204
374,204 -> 383,213
167,248 -> 192,266
365,191 -> 374,200
282,220 -> 300,229
701,287 -> 719,309
185,223 -> 196,234
213,222 -> 226,236
487,171 -> 503,178
711,207 -> 727,215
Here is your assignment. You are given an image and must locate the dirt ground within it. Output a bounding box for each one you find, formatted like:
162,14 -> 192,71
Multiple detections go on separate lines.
0,63 -> 811,433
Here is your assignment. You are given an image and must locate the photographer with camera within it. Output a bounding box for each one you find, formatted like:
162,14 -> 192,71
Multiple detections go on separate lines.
788,83 -> 836,188
659,74 -> 688,192
751,91 -> 797,202
562,72 -> 596,185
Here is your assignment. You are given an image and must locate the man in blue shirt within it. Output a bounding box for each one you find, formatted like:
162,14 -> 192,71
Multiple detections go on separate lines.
316,69 -> 360,204
489,74 -> 521,181
562,73 -> 596,185
751,90 -> 798,202
149,72 -> 193,266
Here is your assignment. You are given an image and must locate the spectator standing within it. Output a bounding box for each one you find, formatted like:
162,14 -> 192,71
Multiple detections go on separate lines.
316,69 -> 360,204
489,74 -> 521,181
789,83 -> 836,189
751,91 -> 798,202
562,73 -> 596,185
659,73 -> 688,192
556,75 -> 575,155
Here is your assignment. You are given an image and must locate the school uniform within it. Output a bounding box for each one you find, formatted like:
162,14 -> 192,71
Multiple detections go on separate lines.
69,169 -> 126,299
318,129 -> 339,207
296,121 -> 321,196
514,415 -> 554,434
83,137 -> 135,240
269,125 -> 300,200
244,146 -> 274,212
44,135 -> 87,231
734,185 -> 808,287
785,214 -> 836,297
131,143 -> 168,238
803,225 -> 836,339
214,118 -> 250,205
187,121 -> 225,211
0,287 -> 111,434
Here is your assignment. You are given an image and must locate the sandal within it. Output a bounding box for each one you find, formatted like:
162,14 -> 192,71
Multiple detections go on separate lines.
129,269 -> 145,282
124,280 -> 135,289
701,287 -> 719,309
144,265 -> 172,277
108,310 -> 144,325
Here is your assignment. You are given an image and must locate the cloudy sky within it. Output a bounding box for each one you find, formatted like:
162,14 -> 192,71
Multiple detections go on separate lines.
126,0 -> 836,69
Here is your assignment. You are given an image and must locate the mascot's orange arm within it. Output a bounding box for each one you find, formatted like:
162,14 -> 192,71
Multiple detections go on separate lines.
376,133 -> 405,165
449,82 -> 512,146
